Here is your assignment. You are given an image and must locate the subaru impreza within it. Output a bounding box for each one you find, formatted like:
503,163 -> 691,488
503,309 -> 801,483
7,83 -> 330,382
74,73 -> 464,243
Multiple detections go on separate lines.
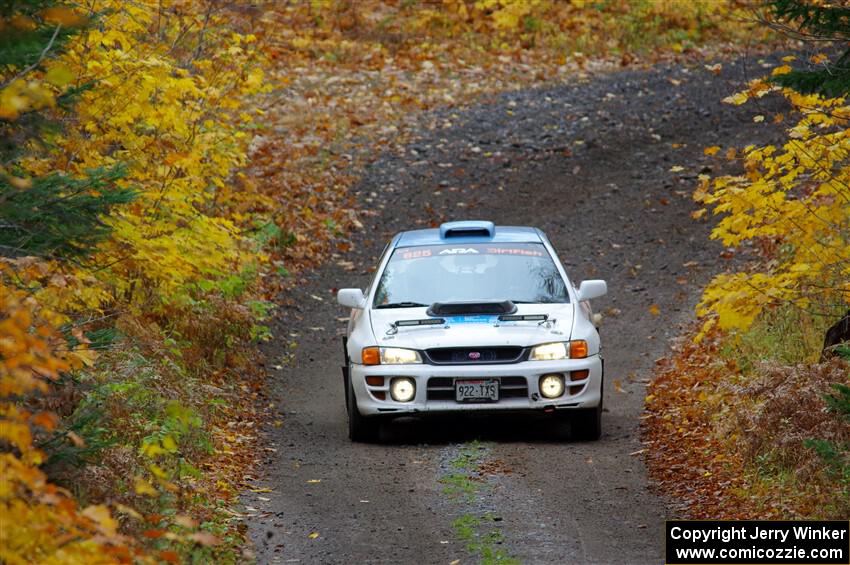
337,221 -> 607,442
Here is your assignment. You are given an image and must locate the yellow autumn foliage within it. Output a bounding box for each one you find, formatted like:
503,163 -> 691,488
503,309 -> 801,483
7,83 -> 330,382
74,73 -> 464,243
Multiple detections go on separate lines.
18,1 -> 266,312
0,286 -> 138,564
697,80 -> 850,334
1,1 -> 265,562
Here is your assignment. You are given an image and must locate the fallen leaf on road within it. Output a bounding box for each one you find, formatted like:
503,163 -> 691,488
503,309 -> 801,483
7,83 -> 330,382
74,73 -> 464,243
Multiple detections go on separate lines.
613,379 -> 625,393
307,479 -> 321,484
308,532 -> 320,539
648,304 -> 661,316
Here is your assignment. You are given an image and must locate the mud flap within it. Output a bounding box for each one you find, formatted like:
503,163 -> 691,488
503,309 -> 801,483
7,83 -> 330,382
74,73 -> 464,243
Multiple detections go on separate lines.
341,337 -> 349,410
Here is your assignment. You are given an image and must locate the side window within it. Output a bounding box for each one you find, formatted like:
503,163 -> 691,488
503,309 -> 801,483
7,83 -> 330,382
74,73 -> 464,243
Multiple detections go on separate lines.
364,241 -> 391,297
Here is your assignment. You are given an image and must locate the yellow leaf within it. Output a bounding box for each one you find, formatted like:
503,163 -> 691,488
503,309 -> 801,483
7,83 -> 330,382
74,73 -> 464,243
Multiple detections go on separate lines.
722,92 -> 749,105
703,145 -> 720,156
134,476 -> 158,496
115,503 -> 143,520
308,532 -> 320,539
161,434 -> 177,452
648,304 -> 660,316
45,65 -> 74,87
81,504 -> 118,536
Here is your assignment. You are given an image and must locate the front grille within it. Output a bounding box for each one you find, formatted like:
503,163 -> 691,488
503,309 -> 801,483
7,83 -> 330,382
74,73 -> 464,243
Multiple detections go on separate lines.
424,346 -> 526,365
426,376 -> 528,401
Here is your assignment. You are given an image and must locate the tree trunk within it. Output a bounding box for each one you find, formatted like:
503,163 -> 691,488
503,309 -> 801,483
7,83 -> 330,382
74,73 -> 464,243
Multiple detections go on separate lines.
821,310 -> 850,361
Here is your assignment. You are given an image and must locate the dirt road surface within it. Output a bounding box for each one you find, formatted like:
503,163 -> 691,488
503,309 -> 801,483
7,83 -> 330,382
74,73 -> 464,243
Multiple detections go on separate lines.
245,59 -> 783,564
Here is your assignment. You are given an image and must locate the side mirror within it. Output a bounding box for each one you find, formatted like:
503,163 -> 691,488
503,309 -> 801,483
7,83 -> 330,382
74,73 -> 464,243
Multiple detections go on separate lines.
577,280 -> 607,301
337,288 -> 366,309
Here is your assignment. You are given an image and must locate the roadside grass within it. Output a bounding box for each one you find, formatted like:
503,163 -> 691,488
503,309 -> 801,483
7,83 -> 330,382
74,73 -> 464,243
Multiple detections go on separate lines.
440,442 -> 521,564
37,310 -> 264,562
718,304 -> 840,372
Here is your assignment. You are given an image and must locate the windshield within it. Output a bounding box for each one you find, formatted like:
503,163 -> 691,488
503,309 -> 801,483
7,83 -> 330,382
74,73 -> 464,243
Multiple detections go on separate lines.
373,243 -> 569,307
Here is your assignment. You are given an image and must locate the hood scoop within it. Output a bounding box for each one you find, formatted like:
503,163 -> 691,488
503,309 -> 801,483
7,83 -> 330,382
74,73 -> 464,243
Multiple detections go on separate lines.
426,300 -> 517,317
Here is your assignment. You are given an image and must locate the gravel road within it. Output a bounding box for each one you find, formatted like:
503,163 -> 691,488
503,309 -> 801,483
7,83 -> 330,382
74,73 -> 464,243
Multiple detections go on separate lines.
245,58 -> 785,564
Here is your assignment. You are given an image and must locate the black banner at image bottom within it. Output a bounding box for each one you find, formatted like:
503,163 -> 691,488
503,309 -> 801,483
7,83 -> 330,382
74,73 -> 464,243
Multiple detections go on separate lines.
666,520 -> 849,565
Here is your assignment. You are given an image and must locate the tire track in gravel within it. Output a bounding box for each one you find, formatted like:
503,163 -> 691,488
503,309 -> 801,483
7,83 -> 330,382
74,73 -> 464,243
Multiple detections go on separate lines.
245,57 -> 786,564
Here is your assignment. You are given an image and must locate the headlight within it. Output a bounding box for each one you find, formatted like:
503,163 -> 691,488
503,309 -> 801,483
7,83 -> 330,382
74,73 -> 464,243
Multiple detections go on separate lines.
529,341 -> 589,361
539,374 -> 565,399
381,347 -> 422,364
529,342 -> 568,361
390,377 -> 416,402
361,347 -> 422,365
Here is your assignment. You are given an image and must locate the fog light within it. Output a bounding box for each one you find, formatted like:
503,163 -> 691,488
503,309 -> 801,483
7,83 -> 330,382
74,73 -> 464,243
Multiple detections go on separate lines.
539,374 -> 565,399
390,377 -> 416,402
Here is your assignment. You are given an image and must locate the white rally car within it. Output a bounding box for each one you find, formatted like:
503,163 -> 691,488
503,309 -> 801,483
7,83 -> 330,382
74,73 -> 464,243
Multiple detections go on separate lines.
337,221 -> 607,442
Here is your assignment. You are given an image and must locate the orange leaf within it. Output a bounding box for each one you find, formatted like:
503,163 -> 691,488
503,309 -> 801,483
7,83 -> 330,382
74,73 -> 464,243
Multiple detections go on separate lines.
31,411 -> 58,431
41,7 -> 87,26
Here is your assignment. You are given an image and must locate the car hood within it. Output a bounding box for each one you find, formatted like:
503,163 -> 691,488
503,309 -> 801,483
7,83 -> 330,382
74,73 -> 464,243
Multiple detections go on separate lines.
369,303 -> 574,349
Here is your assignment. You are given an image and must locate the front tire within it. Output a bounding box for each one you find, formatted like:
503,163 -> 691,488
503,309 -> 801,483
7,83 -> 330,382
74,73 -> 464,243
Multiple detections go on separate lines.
572,366 -> 603,441
571,405 -> 602,441
346,368 -> 380,443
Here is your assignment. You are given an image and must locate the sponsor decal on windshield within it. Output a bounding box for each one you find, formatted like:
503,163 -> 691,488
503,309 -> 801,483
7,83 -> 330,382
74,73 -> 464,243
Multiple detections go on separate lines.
399,249 -> 433,260
485,247 -> 544,257
396,244 -> 544,260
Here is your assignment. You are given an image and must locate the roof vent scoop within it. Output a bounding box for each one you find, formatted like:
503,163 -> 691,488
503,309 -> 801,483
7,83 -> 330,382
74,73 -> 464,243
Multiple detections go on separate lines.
439,220 -> 495,239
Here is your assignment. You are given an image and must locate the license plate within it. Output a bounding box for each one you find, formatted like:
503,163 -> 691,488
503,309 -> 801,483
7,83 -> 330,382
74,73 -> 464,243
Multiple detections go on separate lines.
455,379 -> 499,402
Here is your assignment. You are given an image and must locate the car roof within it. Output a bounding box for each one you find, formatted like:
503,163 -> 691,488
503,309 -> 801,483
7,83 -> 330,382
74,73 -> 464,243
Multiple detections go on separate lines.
394,221 -> 544,248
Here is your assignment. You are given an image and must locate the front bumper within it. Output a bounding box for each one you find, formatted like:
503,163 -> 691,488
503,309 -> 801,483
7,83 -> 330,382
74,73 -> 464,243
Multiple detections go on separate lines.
349,355 -> 602,417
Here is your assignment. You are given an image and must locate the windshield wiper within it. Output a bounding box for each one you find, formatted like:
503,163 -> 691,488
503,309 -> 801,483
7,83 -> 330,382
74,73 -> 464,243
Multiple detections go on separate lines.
375,301 -> 428,309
